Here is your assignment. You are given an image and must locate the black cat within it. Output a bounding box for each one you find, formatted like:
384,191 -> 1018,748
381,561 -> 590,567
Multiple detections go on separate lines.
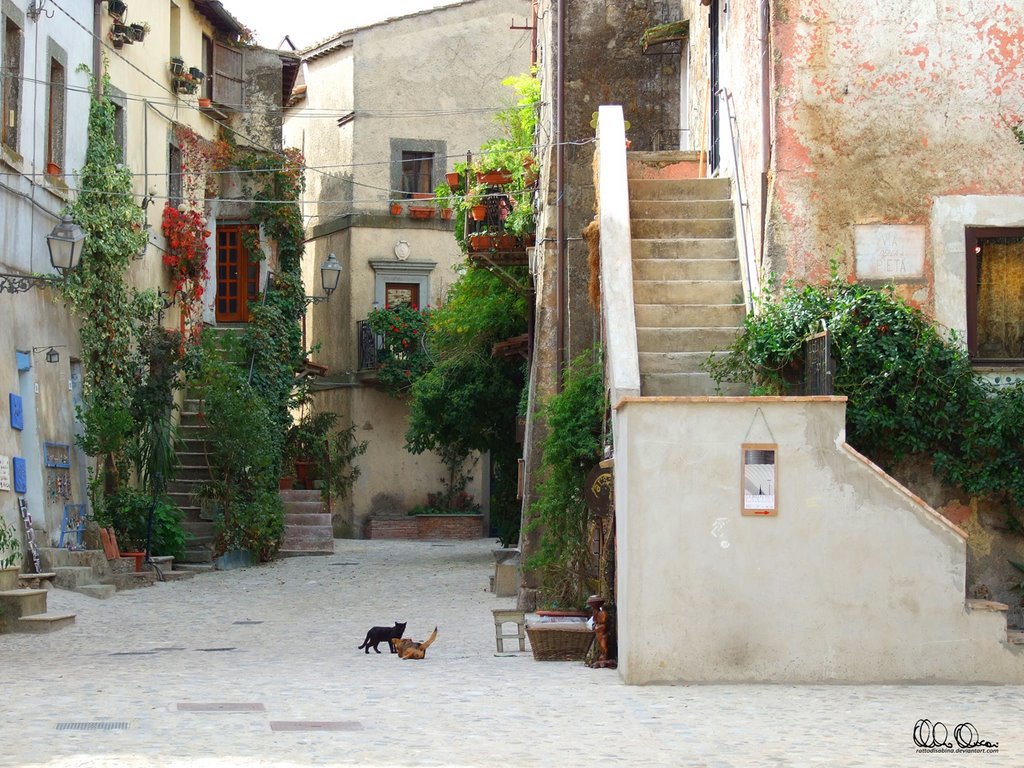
358,621 -> 406,654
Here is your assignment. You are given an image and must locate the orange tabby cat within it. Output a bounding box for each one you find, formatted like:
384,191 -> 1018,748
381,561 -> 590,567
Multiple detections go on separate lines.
394,627 -> 437,660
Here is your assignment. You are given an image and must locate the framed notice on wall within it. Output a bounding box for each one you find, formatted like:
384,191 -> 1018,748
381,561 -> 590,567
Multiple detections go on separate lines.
742,443 -> 777,516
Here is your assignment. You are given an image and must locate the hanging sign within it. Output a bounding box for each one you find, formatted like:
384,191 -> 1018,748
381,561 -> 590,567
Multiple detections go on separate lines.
742,443 -> 777,516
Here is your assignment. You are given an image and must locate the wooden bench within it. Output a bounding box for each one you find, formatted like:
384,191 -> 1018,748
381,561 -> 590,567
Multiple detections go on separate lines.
100,527 -> 145,572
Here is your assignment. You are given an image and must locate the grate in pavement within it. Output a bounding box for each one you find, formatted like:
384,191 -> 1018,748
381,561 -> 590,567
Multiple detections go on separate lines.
269,721 -> 363,732
56,722 -> 131,731
109,651 -> 156,656
196,647 -> 237,652
177,703 -> 265,712
232,620 -> 264,625
328,562 -> 359,566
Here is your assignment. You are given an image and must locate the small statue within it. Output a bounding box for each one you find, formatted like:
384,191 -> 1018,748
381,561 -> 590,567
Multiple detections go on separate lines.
587,594 -> 616,669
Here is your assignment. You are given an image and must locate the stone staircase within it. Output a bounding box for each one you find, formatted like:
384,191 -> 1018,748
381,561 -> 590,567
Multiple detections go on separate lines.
0,567 -> 75,633
41,547 -> 165,596
278,489 -> 334,556
170,395 -> 216,567
628,153 -> 749,396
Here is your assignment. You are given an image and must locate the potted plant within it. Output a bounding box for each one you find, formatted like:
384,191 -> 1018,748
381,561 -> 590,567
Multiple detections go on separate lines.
111,22 -> 131,43
108,0 -> 127,19
170,56 -> 185,76
129,22 -> 149,42
284,411 -> 337,489
389,201 -> 402,216
189,66 -> 205,83
46,161 -> 61,176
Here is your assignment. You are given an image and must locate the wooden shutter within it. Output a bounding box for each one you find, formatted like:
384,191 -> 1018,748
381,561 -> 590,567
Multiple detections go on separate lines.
212,42 -> 243,109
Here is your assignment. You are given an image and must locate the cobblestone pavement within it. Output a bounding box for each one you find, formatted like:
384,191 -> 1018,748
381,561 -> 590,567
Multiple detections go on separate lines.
1,538 -> 1021,767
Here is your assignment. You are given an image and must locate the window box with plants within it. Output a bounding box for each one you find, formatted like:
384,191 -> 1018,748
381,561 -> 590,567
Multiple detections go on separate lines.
170,56 -> 186,76
128,22 -> 149,43
108,0 -> 127,19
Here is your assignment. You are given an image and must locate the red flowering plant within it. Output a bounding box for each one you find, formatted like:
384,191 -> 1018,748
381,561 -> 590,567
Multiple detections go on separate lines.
161,203 -> 210,340
365,302 -> 433,396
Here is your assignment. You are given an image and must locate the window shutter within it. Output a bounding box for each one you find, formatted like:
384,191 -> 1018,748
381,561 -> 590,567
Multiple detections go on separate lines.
212,42 -> 243,109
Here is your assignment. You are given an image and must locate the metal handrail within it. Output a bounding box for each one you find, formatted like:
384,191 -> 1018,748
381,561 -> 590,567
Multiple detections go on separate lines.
717,87 -> 760,314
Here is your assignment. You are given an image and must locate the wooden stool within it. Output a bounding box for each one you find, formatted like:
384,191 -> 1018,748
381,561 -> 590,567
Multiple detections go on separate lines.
492,608 -> 526,653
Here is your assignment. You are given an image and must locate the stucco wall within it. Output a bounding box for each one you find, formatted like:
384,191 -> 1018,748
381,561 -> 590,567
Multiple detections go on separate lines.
290,1 -> 526,537
766,0 -> 1024,309
1,0 -> 93,547
615,397 -> 1023,683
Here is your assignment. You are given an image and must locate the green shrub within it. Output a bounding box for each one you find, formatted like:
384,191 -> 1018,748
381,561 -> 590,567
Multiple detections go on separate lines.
527,347 -> 605,609
704,272 -> 1024,517
102,486 -> 186,560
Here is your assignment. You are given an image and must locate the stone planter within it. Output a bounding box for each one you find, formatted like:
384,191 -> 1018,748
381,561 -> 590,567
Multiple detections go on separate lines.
214,549 -> 254,570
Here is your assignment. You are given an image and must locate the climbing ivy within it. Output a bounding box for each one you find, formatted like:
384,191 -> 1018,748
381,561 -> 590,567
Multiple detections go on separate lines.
60,71 -> 154,503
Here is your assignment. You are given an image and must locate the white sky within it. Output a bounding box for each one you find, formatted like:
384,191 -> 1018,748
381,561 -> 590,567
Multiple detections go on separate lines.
219,0 -> 467,50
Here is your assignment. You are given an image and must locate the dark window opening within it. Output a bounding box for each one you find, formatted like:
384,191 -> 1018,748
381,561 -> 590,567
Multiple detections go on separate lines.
966,227 -> 1024,364
400,151 -> 433,198
47,58 -> 66,170
168,143 -> 182,207
2,17 -> 23,152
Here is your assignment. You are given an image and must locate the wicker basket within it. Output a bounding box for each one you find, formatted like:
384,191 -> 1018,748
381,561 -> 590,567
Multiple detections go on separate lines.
526,622 -> 594,661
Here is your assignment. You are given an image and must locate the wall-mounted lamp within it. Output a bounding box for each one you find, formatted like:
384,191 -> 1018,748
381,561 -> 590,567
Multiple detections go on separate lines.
1,215 -> 86,294
32,345 -> 66,364
27,0 -> 53,20
320,253 -> 342,297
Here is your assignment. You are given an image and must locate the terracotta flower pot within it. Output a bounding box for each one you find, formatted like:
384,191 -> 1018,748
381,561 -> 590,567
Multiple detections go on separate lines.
446,172 -> 461,189
198,97 -> 211,108
440,208 -> 453,220
470,205 -> 486,222
46,162 -> 60,176
390,202 -> 402,216
477,170 -> 513,186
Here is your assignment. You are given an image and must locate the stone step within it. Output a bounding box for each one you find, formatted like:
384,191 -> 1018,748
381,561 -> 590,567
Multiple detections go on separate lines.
76,583 -> 116,599
53,566 -> 99,590
633,280 -> 743,306
641,372 -> 749,397
629,177 -> 731,201
160,570 -> 195,582
39,548 -> 107,571
183,521 -> 215,537
1007,630 -> 1024,645
630,199 -> 733,220
14,612 -> 76,633
177,452 -> 211,469
174,563 -> 215,574
637,326 -> 743,354
280,526 -> 334,554
102,572 -> 156,591
282,501 -> 327,516
167,479 -> 204,495
635,304 -> 746,328
0,589 -> 48,619
631,217 -> 734,240
631,238 -> 737,260
177,466 -> 212,482
279,489 -> 324,503
626,150 -> 703,178
284,512 -> 331,526
639,351 -> 730,374
180,547 -> 215,564
634,258 -> 741,282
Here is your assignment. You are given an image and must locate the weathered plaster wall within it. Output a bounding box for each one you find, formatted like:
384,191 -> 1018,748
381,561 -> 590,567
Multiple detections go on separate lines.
767,0 -> 1024,313
615,397 -> 1024,683
1,0 -> 92,546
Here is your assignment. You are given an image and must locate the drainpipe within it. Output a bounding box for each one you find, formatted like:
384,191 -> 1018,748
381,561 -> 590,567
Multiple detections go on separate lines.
759,0 -> 771,254
555,0 -> 566,387
93,1 -> 102,97
531,0 -> 539,67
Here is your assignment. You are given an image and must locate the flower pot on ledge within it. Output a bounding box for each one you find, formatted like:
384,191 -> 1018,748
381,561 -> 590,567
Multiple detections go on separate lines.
408,206 -> 434,219
477,169 -> 513,186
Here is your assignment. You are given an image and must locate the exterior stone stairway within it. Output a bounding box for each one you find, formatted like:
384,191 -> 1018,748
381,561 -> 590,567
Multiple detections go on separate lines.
278,489 -> 334,556
170,396 -> 216,566
0,567 -> 75,633
628,154 -> 749,396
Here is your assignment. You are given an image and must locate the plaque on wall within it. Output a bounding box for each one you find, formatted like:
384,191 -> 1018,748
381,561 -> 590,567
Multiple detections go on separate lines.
0,455 -> 10,491
854,224 -> 926,282
742,443 -> 777,516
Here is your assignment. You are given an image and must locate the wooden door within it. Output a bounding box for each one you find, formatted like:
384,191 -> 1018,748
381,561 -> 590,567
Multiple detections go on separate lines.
216,224 -> 259,323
